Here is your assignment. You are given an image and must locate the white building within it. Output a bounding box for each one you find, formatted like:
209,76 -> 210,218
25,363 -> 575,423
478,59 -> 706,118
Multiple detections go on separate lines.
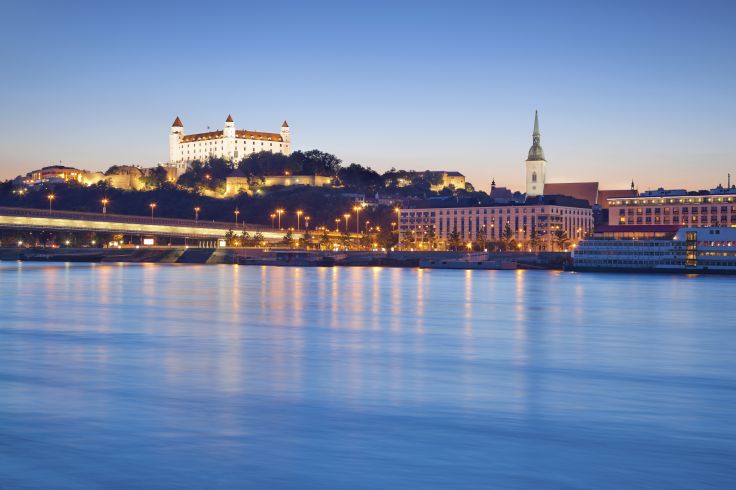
399,196 -> 593,250
525,110 -> 546,197
573,227 -> 736,273
167,115 -> 291,177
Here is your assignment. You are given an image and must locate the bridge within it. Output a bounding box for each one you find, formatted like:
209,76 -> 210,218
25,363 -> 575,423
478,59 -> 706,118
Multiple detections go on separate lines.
0,206 -> 293,246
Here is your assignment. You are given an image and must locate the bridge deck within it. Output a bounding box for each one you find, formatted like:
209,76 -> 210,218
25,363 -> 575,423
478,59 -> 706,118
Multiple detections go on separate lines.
0,206 -> 287,239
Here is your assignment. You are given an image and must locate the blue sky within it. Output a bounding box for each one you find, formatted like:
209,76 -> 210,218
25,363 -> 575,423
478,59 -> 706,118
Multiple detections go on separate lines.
1,0 -> 734,191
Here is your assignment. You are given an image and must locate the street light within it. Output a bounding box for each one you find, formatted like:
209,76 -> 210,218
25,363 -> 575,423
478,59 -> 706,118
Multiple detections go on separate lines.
101,198 -> 109,215
276,208 -> 284,229
47,194 -> 55,214
296,210 -> 303,231
270,213 -> 276,228
234,208 -> 240,226
343,213 -> 350,233
353,205 -> 362,233
149,202 -> 157,220
335,218 -> 340,232
194,206 -> 201,223
305,216 -> 310,229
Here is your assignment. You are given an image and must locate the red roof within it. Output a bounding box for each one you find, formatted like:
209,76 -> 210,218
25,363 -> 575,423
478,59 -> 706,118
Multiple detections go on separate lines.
171,116 -> 183,127
544,182 -> 599,205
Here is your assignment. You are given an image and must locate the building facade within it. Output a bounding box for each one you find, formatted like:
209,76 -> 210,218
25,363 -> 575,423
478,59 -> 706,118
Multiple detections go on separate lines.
399,197 -> 593,250
573,227 -> 736,273
607,190 -> 736,227
525,111 -> 546,197
168,115 -> 291,176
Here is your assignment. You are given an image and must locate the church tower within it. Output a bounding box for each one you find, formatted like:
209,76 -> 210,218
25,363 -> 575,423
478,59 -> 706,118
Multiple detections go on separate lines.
525,110 -> 547,197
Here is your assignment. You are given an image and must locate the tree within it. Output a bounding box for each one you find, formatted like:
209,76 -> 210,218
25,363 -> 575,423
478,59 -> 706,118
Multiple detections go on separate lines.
340,230 -> 351,249
253,231 -> 265,247
224,229 -> 236,247
301,228 -> 314,249
240,231 -> 253,247
553,229 -> 570,251
529,227 -> 542,252
448,228 -> 461,251
282,229 -> 294,248
426,226 -> 437,250
140,166 -> 169,189
501,222 -> 515,250
320,228 -> 330,250
474,229 -> 487,251
337,163 -> 383,191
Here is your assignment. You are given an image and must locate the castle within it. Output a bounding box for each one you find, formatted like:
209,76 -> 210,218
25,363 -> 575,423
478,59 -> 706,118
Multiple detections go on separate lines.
167,115 -> 291,177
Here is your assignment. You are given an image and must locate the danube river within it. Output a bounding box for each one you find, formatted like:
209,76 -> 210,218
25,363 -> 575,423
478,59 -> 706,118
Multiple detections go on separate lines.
1,263 -> 734,489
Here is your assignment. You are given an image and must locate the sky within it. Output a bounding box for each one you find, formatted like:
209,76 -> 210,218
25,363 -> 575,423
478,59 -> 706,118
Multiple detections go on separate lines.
0,0 -> 734,192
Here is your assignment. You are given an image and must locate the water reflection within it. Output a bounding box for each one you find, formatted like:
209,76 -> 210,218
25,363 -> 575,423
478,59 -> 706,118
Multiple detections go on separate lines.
1,263 -> 735,489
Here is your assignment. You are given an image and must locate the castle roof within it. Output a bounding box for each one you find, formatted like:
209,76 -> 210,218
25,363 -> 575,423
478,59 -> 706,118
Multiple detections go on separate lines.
226,114 -> 234,123
180,130 -> 283,143
172,116 -> 184,127
282,120 -> 289,128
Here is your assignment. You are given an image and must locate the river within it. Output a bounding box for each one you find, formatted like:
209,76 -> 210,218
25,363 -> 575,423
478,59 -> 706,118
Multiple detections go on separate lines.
1,263 -> 734,488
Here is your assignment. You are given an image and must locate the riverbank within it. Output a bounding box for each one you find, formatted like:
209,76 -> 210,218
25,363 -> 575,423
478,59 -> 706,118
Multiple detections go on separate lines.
0,247 -> 570,269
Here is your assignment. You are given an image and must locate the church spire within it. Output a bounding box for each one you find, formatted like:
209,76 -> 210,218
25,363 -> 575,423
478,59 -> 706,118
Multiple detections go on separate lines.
527,110 -> 546,161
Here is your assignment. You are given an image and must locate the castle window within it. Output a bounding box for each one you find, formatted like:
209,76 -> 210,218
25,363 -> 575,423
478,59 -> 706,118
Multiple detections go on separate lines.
532,172 -> 537,183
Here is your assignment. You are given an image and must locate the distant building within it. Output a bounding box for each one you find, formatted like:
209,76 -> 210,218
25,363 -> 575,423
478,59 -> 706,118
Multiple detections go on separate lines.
432,171 -> 465,191
607,188 -> 736,228
389,170 -> 465,191
167,115 -> 291,178
225,169 -> 250,196
255,174 -> 332,188
399,195 -> 593,250
22,165 -> 105,187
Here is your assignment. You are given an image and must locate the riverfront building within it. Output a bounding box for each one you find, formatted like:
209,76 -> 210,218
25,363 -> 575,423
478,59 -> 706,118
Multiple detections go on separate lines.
573,227 -> 736,273
399,196 -> 593,250
606,188 -> 736,227
167,115 -> 291,177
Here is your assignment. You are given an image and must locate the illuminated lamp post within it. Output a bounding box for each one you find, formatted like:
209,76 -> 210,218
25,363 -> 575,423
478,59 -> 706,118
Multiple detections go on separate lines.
101,198 -> 109,215
353,205 -> 362,233
296,210 -> 303,231
47,194 -> 55,214
234,208 -> 240,226
194,206 -> 201,224
270,213 -> 276,228
305,216 -> 310,230
335,218 -> 340,232
149,202 -> 157,220
343,214 -> 350,233
276,208 -> 284,229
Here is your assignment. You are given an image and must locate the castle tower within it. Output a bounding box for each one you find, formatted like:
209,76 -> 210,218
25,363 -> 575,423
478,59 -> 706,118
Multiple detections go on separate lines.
169,116 -> 184,163
525,110 -> 547,197
224,114 -> 235,137
280,120 -> 291,154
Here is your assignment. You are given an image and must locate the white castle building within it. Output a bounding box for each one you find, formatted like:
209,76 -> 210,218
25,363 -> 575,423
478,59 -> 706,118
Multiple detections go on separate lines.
167,115 -> 291,176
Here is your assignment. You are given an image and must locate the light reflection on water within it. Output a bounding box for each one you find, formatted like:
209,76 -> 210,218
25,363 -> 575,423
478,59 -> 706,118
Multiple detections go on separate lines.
1,262 -> 735,489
